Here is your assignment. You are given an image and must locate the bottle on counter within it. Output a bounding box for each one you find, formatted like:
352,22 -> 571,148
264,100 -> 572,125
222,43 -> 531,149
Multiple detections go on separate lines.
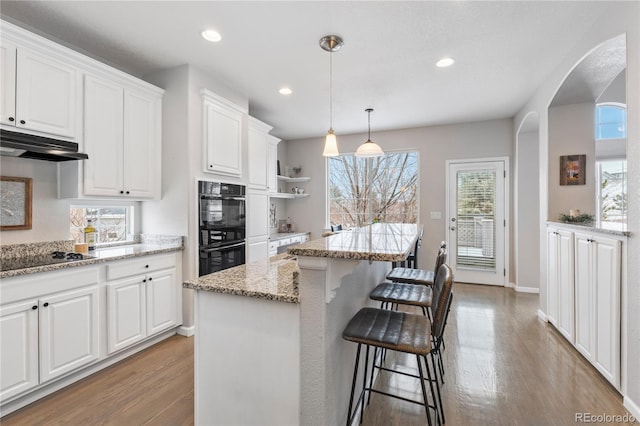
84,219 -> 96,251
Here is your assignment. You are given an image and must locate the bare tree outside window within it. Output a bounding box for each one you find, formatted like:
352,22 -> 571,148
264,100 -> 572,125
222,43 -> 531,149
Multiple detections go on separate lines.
328,151 -> 418,228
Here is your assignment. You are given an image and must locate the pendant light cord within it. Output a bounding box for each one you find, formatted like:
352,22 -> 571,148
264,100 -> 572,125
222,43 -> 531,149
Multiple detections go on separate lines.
329,50 -> 333,130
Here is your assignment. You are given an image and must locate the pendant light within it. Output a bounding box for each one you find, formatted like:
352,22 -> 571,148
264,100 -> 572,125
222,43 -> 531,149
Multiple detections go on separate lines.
355,108 -> 384,158
320,35 -> 343,157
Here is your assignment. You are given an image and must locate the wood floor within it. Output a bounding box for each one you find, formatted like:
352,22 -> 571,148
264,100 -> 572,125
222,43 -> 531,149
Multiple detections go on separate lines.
2,283 -> 630,425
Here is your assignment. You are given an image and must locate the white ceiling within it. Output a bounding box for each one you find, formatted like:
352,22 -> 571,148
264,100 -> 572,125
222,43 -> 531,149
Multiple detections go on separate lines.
0,1 -> 618,140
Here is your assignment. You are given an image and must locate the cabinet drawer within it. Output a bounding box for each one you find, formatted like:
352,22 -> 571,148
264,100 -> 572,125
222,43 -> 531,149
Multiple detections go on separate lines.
107,254 -> 176,281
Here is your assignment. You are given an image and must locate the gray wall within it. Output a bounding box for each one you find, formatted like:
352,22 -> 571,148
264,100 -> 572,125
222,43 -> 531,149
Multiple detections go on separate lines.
547,103 -> 596,220
284,118 -> 514,279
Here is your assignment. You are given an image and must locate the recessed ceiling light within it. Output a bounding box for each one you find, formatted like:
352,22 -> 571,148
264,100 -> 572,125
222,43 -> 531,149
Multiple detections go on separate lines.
279,87 -> 293,95
436,57 -> 455,68
202,30 -> 222,43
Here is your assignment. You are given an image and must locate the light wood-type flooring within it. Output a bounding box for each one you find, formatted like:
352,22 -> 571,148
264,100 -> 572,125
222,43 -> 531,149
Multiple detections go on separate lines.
2,283 -> 631,425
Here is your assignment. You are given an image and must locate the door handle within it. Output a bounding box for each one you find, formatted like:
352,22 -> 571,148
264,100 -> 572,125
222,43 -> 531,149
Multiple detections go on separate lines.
450,226 -> 456,231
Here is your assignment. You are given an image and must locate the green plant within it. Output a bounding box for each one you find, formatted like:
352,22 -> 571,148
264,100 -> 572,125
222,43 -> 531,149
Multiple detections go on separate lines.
558,213 -> 594,224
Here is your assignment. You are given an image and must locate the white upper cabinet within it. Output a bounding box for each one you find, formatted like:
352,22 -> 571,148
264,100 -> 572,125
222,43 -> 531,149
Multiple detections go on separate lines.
0,41 -> 17,127
202,89 -> 246,177
267,135 -> 280,193
0,35 -> 78,139
247,117 -> 272,189
83,74 -> 161,199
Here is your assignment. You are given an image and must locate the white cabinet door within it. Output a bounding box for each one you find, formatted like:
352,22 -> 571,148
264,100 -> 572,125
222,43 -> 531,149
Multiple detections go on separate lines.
247,191 -> 269,239
546,228 -> 559,326
83,74 -> 124,197
0,41 -> 17,126
593,235 -> 621,387
15,48 -> 77,138
107,276 -> 146,354
39,286 -> 99,383
146,268 -> 177,336
556,229 -> 574,343
267,136 -> 279,193
574,233 -> 594,360
247,239 -> 269,263
0,300 -> 39,401
203,93 -> 244,177
247,118 -> 271,189
123,88 -> 160,198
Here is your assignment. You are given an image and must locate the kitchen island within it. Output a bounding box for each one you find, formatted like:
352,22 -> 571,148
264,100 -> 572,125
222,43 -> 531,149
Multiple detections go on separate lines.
185,223 -> 421,425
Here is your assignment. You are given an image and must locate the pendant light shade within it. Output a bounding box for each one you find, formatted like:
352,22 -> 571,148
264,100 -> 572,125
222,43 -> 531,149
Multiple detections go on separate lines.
320,35 -> 343,157
355,108 -> 384,158
323,130 -> 339,157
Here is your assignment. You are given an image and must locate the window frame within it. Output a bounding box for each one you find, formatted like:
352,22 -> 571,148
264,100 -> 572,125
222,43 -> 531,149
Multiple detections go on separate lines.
595,102 -> 627,140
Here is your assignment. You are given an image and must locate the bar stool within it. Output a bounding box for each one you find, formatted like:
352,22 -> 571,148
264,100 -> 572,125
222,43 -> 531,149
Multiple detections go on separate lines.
342,264 -> 454,426
387,241 -> 447,285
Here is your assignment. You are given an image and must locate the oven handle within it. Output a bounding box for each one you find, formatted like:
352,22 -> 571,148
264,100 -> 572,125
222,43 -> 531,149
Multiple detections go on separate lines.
201,242 -> 246,253
200,195 -> 246,201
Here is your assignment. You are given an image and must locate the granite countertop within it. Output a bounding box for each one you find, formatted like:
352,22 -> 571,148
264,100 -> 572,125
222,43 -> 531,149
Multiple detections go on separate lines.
287,223 -> 421,262
0,235 -> 184,279
183,253 -> 300,304
546,221 -> 630,237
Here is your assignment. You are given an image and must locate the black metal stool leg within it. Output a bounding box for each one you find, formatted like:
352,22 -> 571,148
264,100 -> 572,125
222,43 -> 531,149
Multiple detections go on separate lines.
346,344 -> 361,426
367,346 -> 378,405
423,354 -> 441,426
430,351 -> 445,424
416,354 -> 434,426
360,345 -> 370,424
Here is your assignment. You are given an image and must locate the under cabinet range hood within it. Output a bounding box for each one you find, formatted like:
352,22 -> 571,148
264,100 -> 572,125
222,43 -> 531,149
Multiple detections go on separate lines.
0,129 -> 89,162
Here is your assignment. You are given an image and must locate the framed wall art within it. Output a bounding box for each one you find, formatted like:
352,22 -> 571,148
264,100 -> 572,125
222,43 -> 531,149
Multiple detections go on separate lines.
1,176 -> 33,230
559,154 -> 586,186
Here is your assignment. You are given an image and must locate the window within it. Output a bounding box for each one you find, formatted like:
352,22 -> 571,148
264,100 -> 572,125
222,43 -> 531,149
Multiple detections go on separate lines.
595,104 -> 626,140
70,205 -> 134,245
328,151 -> 418,228
597,159 -> 627,229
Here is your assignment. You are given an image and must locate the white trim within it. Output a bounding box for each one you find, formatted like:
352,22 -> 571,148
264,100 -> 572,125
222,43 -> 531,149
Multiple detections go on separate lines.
177,325 -> 195,337
515,285 -> 540,294
623,396 -> 640,421
537,309 -> 548,322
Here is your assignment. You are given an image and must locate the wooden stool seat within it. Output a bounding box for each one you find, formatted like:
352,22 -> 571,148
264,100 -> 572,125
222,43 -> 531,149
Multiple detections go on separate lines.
370,282 -> 433,307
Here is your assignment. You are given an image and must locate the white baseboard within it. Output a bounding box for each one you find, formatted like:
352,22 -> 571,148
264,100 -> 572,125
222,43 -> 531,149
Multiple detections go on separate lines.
178,325 -> 195,337
624,395 -> 640,421
537,309 -> 548,322
515,285 -> 540,294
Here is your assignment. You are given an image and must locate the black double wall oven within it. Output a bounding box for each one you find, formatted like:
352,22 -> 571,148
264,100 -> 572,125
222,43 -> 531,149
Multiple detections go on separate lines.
198,181 -> 246,276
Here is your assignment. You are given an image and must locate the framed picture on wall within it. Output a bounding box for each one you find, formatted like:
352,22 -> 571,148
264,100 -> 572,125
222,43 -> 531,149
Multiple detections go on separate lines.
1,176 -> 33,230
560,154 -> 586,185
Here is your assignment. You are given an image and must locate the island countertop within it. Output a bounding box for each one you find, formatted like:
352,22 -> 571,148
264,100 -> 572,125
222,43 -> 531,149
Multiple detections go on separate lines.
183,253 -> 300,304
287,223 -> 422,262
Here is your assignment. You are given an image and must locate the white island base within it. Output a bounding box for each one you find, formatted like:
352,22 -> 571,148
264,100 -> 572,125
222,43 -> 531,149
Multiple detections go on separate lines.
192,257 -> 388,425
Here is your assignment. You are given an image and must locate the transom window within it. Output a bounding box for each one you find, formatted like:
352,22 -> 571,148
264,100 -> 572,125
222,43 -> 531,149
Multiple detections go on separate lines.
328,151 -> 418,228
595,104 -> 626,140
70,205 -> 134,245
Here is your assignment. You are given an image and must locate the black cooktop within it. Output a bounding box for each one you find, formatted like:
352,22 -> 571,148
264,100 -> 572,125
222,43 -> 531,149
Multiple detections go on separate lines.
1,251 -> 95,272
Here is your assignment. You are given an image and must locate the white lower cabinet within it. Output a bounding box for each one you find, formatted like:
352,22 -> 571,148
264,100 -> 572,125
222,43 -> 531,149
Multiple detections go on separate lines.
107,256 -> 177,354
546,224 -> 623,389
0,285 -> 99,401
547,227 -> 574,342
247,239 -> 269,262
574,232 -> 621,387
0,300 -> 39,401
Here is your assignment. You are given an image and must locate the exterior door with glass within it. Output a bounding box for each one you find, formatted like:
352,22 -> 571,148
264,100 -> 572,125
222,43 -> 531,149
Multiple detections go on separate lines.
446,159 -> 507,285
